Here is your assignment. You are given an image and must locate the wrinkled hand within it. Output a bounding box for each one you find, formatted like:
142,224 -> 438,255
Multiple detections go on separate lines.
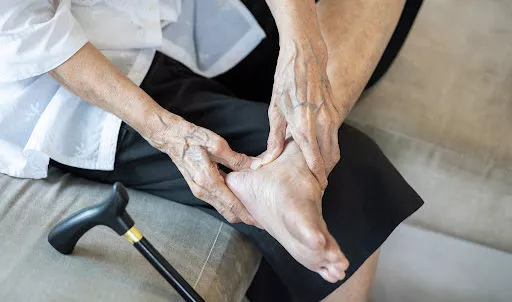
264,39 -> 343,188
147,113 -> 260,225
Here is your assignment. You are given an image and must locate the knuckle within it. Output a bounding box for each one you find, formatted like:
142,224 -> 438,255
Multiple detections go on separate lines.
184,123 -> 198,136
211,137 -> 226,154
230,155 -> 246,170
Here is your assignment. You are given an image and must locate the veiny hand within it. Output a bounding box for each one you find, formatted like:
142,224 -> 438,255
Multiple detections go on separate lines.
264,39 -> 344,189
147,113 -> 260,225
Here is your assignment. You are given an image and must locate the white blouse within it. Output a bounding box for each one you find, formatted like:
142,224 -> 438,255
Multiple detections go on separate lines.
0,0 -> 265,179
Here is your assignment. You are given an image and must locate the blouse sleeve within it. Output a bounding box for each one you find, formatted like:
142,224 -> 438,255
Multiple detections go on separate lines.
0,0 -> 88,82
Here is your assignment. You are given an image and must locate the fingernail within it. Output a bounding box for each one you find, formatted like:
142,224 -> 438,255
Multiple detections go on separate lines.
250,158 -> 262,170
260,153 -> 275,166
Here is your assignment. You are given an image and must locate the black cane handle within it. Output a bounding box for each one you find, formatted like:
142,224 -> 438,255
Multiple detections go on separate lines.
48,182 -> 134,254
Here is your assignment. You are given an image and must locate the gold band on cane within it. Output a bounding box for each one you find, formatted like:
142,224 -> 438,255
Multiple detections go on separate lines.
123,226 -> 143,244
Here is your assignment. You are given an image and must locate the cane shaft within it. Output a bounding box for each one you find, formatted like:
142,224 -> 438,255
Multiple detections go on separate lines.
124,227 -> 204,302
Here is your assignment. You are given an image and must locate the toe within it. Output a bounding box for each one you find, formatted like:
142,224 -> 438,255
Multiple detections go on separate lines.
318,267 -> 338,283
323,229 -> 349,270
326,248 -> 349,271
328,262 -> 347,281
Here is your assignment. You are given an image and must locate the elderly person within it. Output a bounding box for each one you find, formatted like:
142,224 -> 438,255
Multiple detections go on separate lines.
0,0 -> 423,301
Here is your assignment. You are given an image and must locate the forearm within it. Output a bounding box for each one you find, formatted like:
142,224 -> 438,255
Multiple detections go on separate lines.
49,42 -> 175,140
317,0 -> 405,115
265,0 -> 325,49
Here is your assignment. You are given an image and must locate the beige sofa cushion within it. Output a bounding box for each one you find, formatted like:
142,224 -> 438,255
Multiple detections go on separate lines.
0,168 -> 261,301
347,0 -> 512,252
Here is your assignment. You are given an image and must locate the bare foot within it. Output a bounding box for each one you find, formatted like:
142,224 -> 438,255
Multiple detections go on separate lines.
226,140 -> 349,283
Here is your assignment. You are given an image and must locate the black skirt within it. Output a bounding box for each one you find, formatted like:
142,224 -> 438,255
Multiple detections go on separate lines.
52,2 -> 424,301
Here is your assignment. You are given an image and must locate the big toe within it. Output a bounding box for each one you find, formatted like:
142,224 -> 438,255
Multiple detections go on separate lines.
322,225 -> 348,265
325,234 -> 349,279
285,212 -> 327,251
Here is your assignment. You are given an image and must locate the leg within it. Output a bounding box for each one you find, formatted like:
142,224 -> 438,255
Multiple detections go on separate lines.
317,0 -> 406,105
323,249 -> 380,302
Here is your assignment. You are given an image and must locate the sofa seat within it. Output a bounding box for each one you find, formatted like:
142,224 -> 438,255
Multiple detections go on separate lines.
0,167 -> 261,301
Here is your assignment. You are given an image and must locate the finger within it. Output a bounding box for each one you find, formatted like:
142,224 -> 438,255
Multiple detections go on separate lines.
216,146 -> 258,172
207,134 -> 259,172
262,103 -> 287,165
177,148 -> 245,223
290,124 -> 328,189
173,144 -> 255,225
187,171 -> 246,224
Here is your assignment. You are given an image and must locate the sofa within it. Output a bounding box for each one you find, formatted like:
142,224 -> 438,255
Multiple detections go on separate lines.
2,0 -> 511,301
357,0 -> 512,301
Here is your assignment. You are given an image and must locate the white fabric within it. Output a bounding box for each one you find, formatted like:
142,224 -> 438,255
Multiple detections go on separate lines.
0,0 -> 265,179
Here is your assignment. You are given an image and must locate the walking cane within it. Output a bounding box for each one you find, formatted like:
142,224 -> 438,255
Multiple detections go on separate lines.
48,182 -> 205,302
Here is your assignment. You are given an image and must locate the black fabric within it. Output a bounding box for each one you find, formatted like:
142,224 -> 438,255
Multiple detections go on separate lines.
51,2 -> 425,301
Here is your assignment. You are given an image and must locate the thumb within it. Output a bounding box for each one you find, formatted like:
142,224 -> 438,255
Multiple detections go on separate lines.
262,107 -> 287,166
215,146 -> 259,172
204,130 -> 260,171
